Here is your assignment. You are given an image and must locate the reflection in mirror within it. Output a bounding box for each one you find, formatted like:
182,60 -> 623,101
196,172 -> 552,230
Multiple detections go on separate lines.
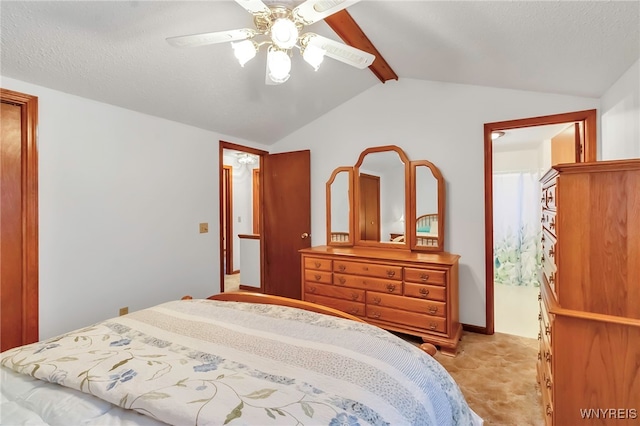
326,167 -> 353,246
415,165 -> 439,247
358,150 -> 406,245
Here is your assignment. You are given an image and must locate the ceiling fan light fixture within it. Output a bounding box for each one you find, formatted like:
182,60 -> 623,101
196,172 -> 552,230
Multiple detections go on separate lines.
302,44 -> 325,71
231,40 -> 257,67
270,18 -> 299,49
267,47 -> 291,83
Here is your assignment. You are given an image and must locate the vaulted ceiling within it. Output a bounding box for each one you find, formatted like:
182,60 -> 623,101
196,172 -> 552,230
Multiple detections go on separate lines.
1,1 -> 638,144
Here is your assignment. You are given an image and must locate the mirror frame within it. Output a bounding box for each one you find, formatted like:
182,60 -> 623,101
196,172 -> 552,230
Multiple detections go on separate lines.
326,167 -> 354,247
354,145 -> 411,250
410,160 -> 446,252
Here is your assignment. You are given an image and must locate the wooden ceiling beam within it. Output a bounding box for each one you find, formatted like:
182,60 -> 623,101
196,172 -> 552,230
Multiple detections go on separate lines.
324,10 -> 398,83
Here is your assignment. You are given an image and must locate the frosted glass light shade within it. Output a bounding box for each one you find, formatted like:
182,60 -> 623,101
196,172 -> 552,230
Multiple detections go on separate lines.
303,44 -> 325,71
267,47 -> 291,83
231,40 -> 257,67
271,18 -> 298,50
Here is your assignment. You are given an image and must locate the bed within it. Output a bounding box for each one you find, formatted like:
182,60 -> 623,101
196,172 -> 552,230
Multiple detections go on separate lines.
1,292 -> 482,425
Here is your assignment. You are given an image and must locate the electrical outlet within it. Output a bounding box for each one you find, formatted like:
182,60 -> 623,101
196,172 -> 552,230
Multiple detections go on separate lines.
119,307 -> 129,316
199,223 -> 208,233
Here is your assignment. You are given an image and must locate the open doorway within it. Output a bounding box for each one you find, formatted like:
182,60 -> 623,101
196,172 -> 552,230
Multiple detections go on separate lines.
219,141 -> 267,293
483,110 -> 597,335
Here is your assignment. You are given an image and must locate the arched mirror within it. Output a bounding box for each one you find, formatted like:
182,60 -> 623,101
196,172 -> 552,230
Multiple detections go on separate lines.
326,167 -> 353,246
354,146 -> 410,249
410,160 -> 445,251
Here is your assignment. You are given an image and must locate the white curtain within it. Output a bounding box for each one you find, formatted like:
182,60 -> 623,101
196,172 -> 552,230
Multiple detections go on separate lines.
493,171 -> 542,287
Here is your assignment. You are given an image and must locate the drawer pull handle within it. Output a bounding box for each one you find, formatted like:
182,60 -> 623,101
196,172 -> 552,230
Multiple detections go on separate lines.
541,216 -> 546,223
541,255 -> 545,263
314,261 -> 321,268
549,219 -> 556,230
351,293 -> 359,301
373,296 -> 381,304
338,277 -> 346,285
419,288 -> 430,297
309,286 -> 316,293
548,247 -> 555,257
541,234 -> 545,242
547,193 -> 554,203
420,273 -> 429,282
386,284 -> 396,292
545,351 -> 552,363
371,312 -> 381,319
338,265 -> 346,272
350,308 -> 360,315
549,273 -> 556,284
538,332 -> 541,340
537,351 -> 542,361
546,404 -> 552,416
427,306 -> 438,315
545,378 -> 552,389
314,274 -> 321,281
538,293 -> 542,301
538,313 -> 542,321
428,323 -> 438,330
545,325 -> 550,336
387,270 -> 395,278
541,196 -> 546,203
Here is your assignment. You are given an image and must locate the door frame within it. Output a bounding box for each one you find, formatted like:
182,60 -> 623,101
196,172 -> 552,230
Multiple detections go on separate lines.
219,141 -> 268,292
483,109 -> 597,335
0,88 -> 39,344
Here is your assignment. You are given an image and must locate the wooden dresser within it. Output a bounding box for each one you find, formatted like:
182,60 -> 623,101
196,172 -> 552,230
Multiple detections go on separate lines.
537,160 -> 640,425
300,246 -> 462,356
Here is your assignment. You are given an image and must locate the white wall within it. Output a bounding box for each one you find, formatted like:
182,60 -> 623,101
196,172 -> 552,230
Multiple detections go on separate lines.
271,78 -> 599,328
601,59 -> 640,159
1,76 -> 267,339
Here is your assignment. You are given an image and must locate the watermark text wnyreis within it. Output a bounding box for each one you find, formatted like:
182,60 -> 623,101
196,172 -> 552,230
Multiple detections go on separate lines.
580,409 -> 637,420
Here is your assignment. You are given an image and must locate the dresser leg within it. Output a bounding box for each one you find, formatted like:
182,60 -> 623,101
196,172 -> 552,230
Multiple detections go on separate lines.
420,343 -> 437,356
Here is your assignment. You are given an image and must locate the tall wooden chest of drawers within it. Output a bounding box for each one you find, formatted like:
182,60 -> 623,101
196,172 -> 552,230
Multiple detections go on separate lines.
300,246 -> 462,356
537,160 -> 640,425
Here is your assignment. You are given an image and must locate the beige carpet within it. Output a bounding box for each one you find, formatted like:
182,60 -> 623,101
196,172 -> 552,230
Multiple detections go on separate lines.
401,331 -> 545,426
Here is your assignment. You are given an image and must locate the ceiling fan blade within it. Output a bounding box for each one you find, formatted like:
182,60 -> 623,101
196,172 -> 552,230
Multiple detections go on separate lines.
293,0 -> 361,25
234,0 -> 271,15
306,33 -> 375,69
166,29 -> 255,48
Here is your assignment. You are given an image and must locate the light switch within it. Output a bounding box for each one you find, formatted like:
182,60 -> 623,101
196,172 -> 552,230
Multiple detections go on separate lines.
199,223 -> 209,233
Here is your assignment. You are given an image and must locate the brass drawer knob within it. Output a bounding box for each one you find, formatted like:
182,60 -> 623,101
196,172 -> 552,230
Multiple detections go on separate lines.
427,306 -> 438,315
386,284 -> 396,292
545,325 -> 550,336
550,219 -> 556,230
387,270 -> 395,278
309,286 -> 316,293
372,296 -> 381,305
314,261 -> 321,268
338,264 -> 346,272
547,193 -> 554,203
428,323 -> 438,330
538,293 -> 542,301
548,247 -> 555,257
419,288 -> 430,297
546,404 -> 552,416
549,273 -> 556,284
420,273 -> 429,282
371,311 -> 381,319
314,274 -> 321,281
338,277 -> 346,285
545,378 -> 552,389
537,351 -> 542,360
545,351 -> 552,362
538,313 -> 542,321
351,293 -> 359,301
538,332 -> 541,340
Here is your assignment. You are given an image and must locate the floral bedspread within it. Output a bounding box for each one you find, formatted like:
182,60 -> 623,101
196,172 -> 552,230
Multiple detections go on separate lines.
1,299 -> 478,425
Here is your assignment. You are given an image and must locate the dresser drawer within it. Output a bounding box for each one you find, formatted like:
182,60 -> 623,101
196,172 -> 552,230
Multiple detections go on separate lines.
333,260 -> 402,280
304,257 -> 332,271
404,268 -> 446,286
541,229 -> 557,275
404,283 -> 446,302
333,274 -> 402,295
544,184 -> 556,211
304,293 -> 365,317
541,209 -> 557,236
367,305 -> 447,333
304,269 -> 332,284
368,292 -> 446,318
304,282 -> 365,302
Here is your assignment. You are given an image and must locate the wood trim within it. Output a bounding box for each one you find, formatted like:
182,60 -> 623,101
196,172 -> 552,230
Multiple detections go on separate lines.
483,109 -> 597,335
409,160 -> 446,252
252,168 -> 260,234
219,141 -> 268,294
324,10 -> 398,83
1,88 -> 39,345
238,234 -> 260,240
223,165 -> 233,279
462,323 -> 487,334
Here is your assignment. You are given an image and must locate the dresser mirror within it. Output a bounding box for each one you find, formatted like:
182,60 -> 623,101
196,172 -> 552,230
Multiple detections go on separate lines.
326,167 -> 353,246
354,146 -> 410,248
326,145 -> 445,252
410,160 -> 445,251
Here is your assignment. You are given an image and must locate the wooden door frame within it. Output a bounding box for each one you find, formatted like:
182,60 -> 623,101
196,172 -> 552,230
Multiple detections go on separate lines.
1,88 -> 39,344
222,165 -> 233,276
218,141 -> 268,293
483,109 -> 597,335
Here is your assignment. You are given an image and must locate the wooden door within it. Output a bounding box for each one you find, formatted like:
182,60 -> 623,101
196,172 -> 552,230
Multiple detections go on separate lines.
551,123 -> 581,165
0,89 -> 38,351
262,150 -> 311,299
358,174 -> 380,241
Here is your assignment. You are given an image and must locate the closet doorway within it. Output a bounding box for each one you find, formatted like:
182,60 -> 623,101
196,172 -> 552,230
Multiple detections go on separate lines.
483,110 -> 597,335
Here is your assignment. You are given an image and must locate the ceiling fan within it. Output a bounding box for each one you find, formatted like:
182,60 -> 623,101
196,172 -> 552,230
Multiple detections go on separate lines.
166,0 -> 375,84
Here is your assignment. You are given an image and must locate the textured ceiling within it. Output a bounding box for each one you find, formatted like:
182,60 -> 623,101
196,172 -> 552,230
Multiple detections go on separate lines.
1,1 -> 638,144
